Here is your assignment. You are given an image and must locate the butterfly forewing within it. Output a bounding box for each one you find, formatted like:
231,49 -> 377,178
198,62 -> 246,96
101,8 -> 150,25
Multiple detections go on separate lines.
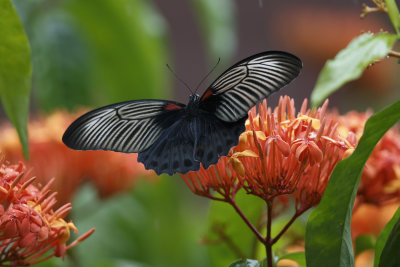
62,100 -> 185,153
199,51 -> 302,122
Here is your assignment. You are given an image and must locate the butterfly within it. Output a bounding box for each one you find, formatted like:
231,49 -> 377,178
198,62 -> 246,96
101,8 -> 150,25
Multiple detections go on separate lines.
62,51 -> 302,176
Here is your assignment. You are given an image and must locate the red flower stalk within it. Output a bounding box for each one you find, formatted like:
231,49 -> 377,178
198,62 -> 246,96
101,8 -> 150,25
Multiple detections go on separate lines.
0,160 -> 94,266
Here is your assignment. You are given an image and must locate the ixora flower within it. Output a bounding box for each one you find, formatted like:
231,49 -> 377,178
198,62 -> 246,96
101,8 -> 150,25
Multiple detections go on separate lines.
0,110 -> 156,204
335,110 -> 400,206
182,96 -> 353,212
182,96 -> 354,265
0,160 -> 94,266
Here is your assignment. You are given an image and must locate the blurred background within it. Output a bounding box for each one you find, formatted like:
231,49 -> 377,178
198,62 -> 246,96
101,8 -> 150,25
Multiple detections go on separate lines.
1,0 -> 400,266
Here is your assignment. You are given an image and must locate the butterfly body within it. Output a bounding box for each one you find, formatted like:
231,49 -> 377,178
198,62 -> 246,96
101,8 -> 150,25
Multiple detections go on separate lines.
136,97 -> 246,175
63,51 -> 302,175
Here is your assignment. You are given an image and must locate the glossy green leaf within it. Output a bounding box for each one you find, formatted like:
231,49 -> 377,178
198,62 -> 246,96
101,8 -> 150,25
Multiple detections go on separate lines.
67,0 -> 170,104
354,234 -> 375,256
385,0 -> 400,34
305,98 -> 400,267
378,220 -> 400,267
375,205 -> 400,267
278,252 -> 306,267
207,191 -> 265,267
310,33 -> 397,106
0,0 -> 31,158
190,0 -> 237,62
228,259 -> 260,267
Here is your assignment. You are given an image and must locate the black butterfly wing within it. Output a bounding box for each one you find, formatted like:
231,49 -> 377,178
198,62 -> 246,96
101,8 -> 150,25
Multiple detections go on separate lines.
62,100 -> 186,153
137,118 -> 198,175
193,113 -> 247,169
199,51 -> 302,122
137,111 -> 246,175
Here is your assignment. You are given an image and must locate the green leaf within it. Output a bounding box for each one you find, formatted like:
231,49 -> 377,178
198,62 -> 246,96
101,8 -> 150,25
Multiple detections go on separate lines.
206,191 -> 265,267
310,33 -> 397,107
278,252 -> 306,267
228,259 -> 260,267
0,0 -> 31,158
375,206 -> 400,267
354,234 -> 375,256
190,0 -> 237,62
66,0 -> 170,104
305,98 -> 400,267
385,0 -> 400,34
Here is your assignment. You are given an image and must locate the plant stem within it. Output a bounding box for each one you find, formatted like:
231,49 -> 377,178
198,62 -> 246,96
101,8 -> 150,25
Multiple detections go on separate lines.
265,200 -> 273,267
271,212 -> 300,245
388,50 -> 400,59
228,197 -> 266,244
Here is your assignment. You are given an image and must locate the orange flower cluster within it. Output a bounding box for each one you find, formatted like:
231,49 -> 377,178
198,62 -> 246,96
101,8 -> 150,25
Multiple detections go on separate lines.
0,160 -> 94,265
181,156 -> 241,200
337,111 -> 400,206
183,96 -> 353,212
0,111 -> 156,204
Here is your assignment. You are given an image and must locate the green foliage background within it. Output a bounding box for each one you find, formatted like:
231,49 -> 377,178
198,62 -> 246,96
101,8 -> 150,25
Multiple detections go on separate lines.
1,0 -> 400,266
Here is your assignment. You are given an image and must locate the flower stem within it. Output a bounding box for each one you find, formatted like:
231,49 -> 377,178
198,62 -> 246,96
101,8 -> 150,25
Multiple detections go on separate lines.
228,197 -> 266,244
388,50 -> 400,59
271,212 -> 300,245
265,200 -> 273,267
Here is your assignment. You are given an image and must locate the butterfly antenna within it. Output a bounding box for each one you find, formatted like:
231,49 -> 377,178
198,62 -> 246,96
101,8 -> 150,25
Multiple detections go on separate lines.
166,64 -> 194,95
194,57 -> 221,94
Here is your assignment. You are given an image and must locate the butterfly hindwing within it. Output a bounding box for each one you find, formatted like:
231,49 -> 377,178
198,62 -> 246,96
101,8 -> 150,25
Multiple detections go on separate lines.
137,119 -> 200,175
137,112 -> 247,175
199,51 -> 302,122
62,100 -> 186,153
194,113 -> 246,169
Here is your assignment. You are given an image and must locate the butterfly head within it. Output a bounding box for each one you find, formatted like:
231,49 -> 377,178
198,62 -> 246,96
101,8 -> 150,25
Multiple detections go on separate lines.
189,94 -> 200,103
186,94 -> 201,115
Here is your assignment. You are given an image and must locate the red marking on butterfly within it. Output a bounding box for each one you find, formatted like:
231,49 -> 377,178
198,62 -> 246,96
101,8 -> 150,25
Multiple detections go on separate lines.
200,89 -> 213,101
164,103 -> 183,110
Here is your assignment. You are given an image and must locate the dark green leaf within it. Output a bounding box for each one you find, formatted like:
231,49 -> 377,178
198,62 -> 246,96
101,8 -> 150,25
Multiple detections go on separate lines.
278,252 -> 306,267
310,33 -> 397,106
190,0 -> 237,62
228,259 -> 260,267
385,0 -> 400,34
0,0 -> 31,158
206,191 -> 265,267
66,0 -> 170,104
354,234 -> 375,256
305,99 -> 400,267
376,205 -> 400,267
